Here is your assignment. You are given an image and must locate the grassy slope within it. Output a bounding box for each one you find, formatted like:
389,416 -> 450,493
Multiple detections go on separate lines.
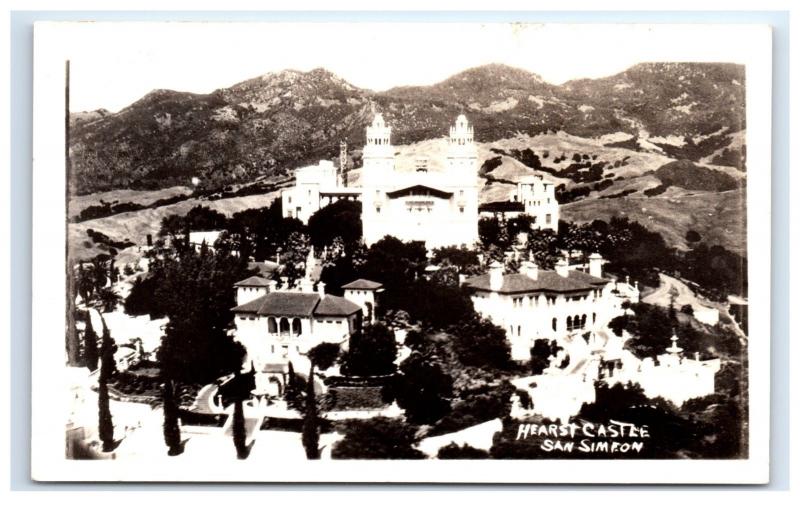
68,191 -> 280,261
68,185 -> 192,217
561,187 -> 747,255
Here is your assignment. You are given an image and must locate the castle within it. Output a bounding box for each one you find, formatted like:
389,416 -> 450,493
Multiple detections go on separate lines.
281,114 -> 480,249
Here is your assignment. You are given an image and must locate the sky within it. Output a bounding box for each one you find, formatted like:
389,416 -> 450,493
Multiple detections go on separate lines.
62,23 -> 750,112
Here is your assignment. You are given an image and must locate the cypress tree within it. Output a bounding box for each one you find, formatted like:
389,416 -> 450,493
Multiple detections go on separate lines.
162,379 -> 183,456
301,363 -> 320,459
83,311 -> 99,372
232,398 -> 248,459
98,320 -> 116,452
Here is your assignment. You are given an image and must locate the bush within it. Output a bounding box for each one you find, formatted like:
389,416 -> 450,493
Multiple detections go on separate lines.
437,443 -> 490,459
429,390 -> 512,437
340,323 -> 397,377
331,417 -> 425,459
392,352 -> 453,425
450,318 -> 511,370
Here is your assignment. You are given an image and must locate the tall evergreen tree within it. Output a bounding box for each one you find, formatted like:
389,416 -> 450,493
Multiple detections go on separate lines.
162,379 -> 183,456
232,398 -> 248,459
301,367 -> 320,459
98,319 -> 116,452
83,310 -> 99,371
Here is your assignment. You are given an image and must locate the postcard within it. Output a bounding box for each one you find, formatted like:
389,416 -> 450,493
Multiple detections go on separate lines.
31,21 -> 771,483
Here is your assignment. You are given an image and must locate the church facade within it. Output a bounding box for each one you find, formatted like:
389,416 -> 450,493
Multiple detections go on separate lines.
280,114 -> 480,250
360,114 -> 480,249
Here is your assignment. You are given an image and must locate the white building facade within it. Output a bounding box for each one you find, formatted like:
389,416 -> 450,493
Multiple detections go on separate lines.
515,175 -> 559,231
360,114 -> 480,249
463,255 -> 639,361
279,114 -> 480,249
280,160 -> 359,224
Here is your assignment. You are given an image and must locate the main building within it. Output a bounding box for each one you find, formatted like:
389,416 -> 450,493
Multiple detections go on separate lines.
281,114 -> 480,249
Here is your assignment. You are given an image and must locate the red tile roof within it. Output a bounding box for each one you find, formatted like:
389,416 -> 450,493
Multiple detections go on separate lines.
341,279 -> 383,290
232,292 -> 361,318
314,296 -> 362,317
234,276 -> 273,287
464,269 -> 608,295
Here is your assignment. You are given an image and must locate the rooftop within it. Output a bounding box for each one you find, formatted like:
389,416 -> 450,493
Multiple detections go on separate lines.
233,275 -> 273,287
464,269 -> 608,295
341,279 -> 383,290
232,292 -> 361,318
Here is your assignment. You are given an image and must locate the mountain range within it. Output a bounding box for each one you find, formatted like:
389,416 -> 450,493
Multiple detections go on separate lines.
68,62 -> 745,195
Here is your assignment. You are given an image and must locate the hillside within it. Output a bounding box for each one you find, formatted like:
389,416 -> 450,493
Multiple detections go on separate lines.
69,62 -> 746,195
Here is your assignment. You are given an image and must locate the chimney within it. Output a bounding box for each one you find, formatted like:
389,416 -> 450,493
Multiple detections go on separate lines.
522,260 -> 538,280
489,261 -> 504,292
589,253 -> 603,278
555,258 -> 569,278
317,281 -> 326,298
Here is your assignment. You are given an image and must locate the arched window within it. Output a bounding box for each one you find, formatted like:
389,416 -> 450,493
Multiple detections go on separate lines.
279,318 -> 290,335
566,316 -> 572,331
517,325 -> 521,337
581,314 -> 587,328
291,318 -> 301,336
552,317 -> 557,332
267,317 -> 277,334
592,313 -> 597,324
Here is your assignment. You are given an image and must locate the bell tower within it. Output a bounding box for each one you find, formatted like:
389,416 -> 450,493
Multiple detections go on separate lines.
446,114 -> 477,174
362,113 -> 395,185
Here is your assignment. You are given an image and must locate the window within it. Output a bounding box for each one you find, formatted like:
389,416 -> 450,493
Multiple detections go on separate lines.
376,206 -> 381,213
267,317 -> 277,334
459,207 -> 464,213
592,313 -> 596,324
552,318 -> 557,331
279,318 -> 290,335
546,214 -> 552,224
292,318 -> 302,336
459,190 -> 464,197
532,216 -> 537,224
288,196 -> 292,204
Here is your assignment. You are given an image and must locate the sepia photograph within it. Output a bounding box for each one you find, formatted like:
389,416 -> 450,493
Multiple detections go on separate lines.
29,21 -> 772,483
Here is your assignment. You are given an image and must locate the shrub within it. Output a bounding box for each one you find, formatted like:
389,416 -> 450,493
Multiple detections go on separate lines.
437,443 -> 490,459
332,417 -> 425,459
393,352 -> 453,425
340,323 -> 397,377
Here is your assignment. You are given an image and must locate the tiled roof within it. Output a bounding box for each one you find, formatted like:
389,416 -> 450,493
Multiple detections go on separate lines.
232,292 -> 320,317
232,292 -> 361,318
314,295 -> 362,317
341,279 -> 383,290
463,269 -> 608,294
233,275 -> 272,287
